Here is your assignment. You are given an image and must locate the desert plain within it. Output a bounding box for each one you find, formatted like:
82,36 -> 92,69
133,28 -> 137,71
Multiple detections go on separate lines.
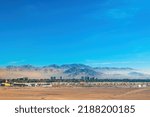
0,87 -> 150,100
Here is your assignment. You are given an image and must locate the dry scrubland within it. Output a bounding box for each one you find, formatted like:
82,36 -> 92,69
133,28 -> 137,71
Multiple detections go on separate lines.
0,87 -> 150,100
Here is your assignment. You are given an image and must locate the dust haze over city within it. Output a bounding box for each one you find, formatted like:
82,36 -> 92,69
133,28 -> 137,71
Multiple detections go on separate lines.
0,0 -> 150,100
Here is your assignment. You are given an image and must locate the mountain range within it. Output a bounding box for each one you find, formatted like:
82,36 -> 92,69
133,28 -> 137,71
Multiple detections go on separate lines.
0,64 -> 150,79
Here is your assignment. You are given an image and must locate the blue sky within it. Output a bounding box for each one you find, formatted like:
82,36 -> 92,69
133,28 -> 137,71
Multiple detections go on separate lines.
0,0 -> 150,68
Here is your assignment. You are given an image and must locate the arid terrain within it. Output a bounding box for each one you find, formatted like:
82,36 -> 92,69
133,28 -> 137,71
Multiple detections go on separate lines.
0,87 -> 150,100
1,65 -> 150,100
1,64 -> 150,79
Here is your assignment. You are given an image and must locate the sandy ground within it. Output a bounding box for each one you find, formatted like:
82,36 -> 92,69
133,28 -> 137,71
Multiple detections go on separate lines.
0,87 -> 150,100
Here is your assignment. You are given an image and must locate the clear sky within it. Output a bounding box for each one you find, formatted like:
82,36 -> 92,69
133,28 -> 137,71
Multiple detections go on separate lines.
0,0 -> 150,68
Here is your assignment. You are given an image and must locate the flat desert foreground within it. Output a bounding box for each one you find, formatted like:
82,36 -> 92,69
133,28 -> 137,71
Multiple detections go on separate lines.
0,87 -> 150,100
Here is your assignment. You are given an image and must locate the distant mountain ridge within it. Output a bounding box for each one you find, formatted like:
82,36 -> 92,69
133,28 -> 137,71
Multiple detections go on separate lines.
64,67 -> 98,77
6,64 -> 133,70
0,64 -> 149,79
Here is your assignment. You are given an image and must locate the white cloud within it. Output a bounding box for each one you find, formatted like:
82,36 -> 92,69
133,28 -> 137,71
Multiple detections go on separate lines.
8,60 -> 26,65
85,60 -> 150,67
107,8 -> 138,19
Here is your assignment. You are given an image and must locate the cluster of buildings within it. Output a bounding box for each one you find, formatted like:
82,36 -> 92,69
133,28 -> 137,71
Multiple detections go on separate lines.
0,80 -> 150,88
